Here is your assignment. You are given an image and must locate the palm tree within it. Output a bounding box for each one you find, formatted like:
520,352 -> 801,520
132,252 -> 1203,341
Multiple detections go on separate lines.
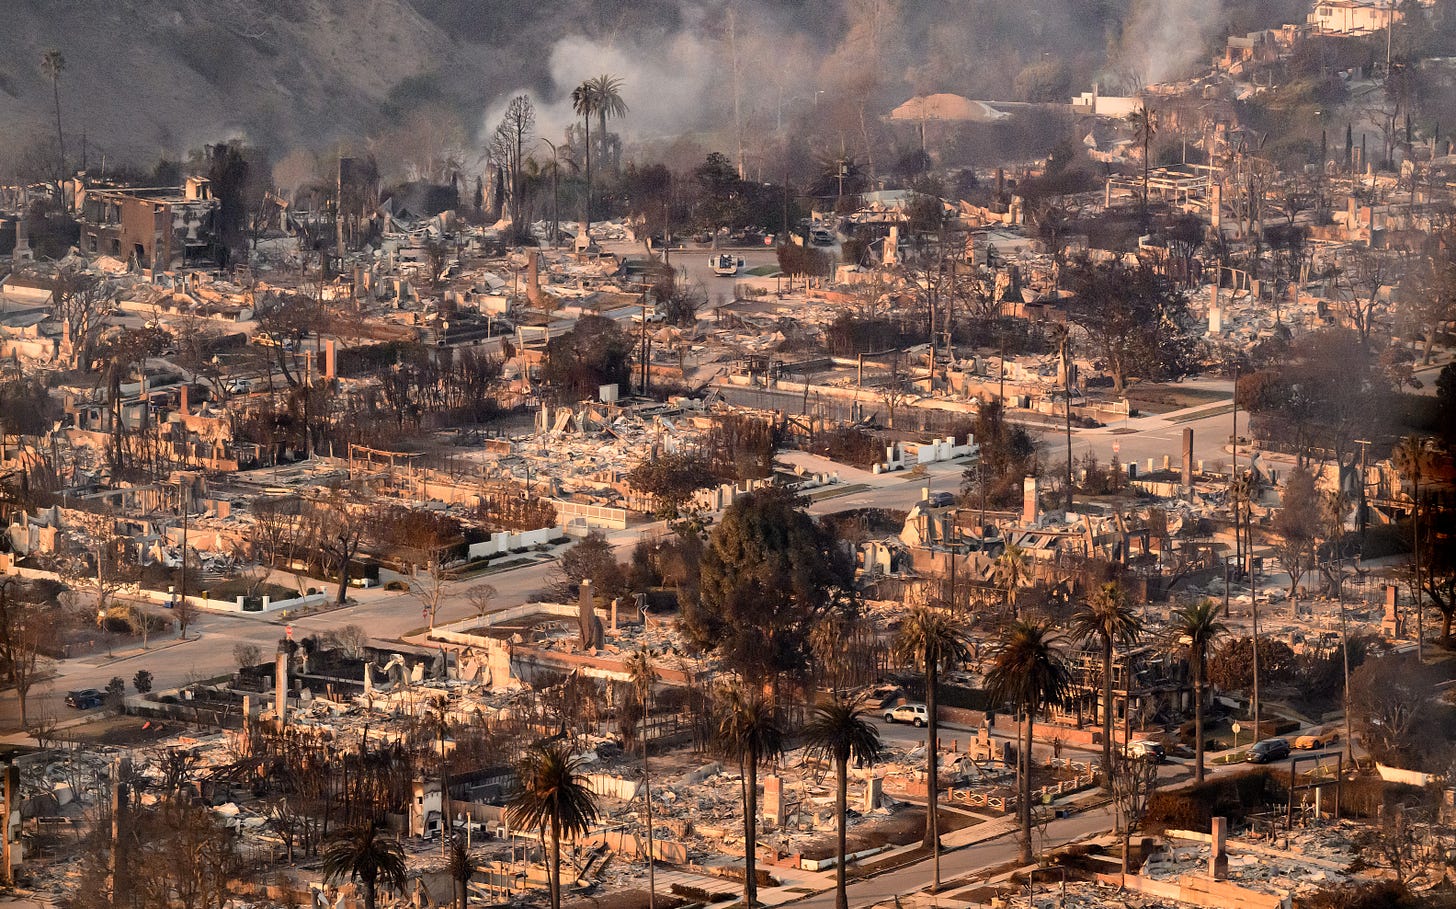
321,823 -> 408,909
583,74 -> 628,174
625,646 -> 659,909
1167,600 -> 1227,783
802,694 -> 882,909
508,741 -> 600,909
717,683 -> 785,908
993,544 -> 1029,618
809,609 -> 865,692
1070,582 -> 1142,786
1395,435 -> 1431,657
570,75 -> 625,235
426,695 -> 453,855
571,80 -> 597,233
985,619 -> 1072,865
40,50 -> 65,196
892,606 -> 970,891
539,139 -> 575,249
1128,104 -> 1157,211
446,838 -> 473,909
1229,470 -> 1261,581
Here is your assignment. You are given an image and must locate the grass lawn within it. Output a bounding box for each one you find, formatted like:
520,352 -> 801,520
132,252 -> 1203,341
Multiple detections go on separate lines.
203,579 -> 299,602
1124,384 -> 1228,414
1168,403 -> 1236,424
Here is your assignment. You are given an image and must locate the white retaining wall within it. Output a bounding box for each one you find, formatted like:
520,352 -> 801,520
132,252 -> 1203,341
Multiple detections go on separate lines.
467,526 -> 563,560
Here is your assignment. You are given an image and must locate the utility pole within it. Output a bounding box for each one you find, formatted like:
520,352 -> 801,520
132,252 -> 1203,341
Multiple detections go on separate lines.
1232,364 -> 1240,572
1337,570 -> 1353,764
1386,0 -> 1394,74
1064,332 -> 1074,512
1251,578 -> 1261,741
640,296 -> 650,398
998,335 -> 1006,403
335,153 -> 346,272
179,476 -> 188,635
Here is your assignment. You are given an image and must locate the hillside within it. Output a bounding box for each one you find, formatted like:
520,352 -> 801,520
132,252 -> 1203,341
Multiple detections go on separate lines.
0,0 -> 459,167
0,0 -> 1312,178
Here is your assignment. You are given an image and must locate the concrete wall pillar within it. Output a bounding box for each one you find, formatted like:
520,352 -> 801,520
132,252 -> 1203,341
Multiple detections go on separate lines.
1182,428 -> 1194,488
527,250 -> 541,304
275,646 -> 289,728
578,579 -> 595,650
763,775 -> 785,828
1210,816 -> 1229,880
862,776 -> 883,814
1022,476 -> 1039,525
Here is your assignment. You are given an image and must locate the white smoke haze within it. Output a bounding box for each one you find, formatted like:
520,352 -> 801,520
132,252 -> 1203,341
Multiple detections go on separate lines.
1117,0 -> 1226,88
479,30 -> 718,152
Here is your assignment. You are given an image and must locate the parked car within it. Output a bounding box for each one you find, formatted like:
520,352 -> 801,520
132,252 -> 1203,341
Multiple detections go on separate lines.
1294,726 -> 1340,750
884,703 -> 930,727
1247,737 -> 1291,763
65,689 -> 104,710
1125,740 -> 1166,763
926,491 -> 956,508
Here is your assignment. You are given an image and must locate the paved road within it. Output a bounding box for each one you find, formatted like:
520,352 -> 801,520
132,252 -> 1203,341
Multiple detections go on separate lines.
598,240 -> 782,310
7,375 -> 1249,732
788,804 -> 1116,909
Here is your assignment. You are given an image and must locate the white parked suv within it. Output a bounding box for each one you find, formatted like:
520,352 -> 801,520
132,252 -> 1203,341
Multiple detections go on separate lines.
884,703 -> 930,727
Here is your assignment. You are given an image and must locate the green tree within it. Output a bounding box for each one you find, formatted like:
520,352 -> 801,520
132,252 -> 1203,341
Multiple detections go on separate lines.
627,452 -> 717,519
802,694 -> 882,909
321,824 -> 408,909
105,675 -> 127,713
1167,601 -> 1227,783
985,619 -> 1072,865
507,742 -> 600,909
892,606 -> 970,890
686,486 -> 854,686
716,683 -> 785,908
1066,259 -> 1196,394
542,314 -> 634,400
1069,582 -> 1142,785
695,152 -> 747,228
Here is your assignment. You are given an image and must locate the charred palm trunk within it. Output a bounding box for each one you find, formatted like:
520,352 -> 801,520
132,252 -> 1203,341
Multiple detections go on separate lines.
834,750 -> 850,909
